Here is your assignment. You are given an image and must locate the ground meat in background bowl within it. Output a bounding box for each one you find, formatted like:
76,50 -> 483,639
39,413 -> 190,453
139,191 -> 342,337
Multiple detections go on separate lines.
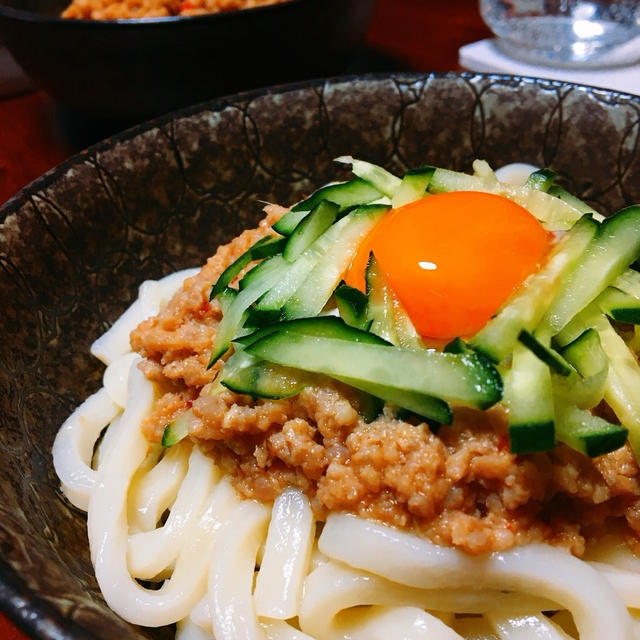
62,0 -> 290,20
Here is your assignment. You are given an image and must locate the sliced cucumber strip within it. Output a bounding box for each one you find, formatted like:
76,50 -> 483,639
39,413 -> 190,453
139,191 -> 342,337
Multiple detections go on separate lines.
542,205 -> 640,335
233,316 -> 389,349
469,214 -> 598,363
334,375 -> 452,424
283,200 -> 339,262
335,156 -> 402,198
613,268 -> 640,299
239,253 -> 285,290
220,350 -> 316,399
257,204 -> 387,315
391,294 -> 424,350
591,312 -> 640,458
525,168 -> 557,192
272,209 -> 310,236
391,166 -> 435,208
217,286 -> 238,315
365,252 -> 398,345
208,255 -> 287,366
210,235 -> 285,299
288,177 -> 383,215
595,286 -> 640,324
555,328 -> 608,409
162,409 -> 192,447
554,398 -> 628,458
334,283 -> 371,331
283,204 -> 389,319
429,167 -> 584,230
547,185 -> 602,219
245,331 -> 503,410
518,329 -> 574,376
505,341 -> 555,454
560,328 -> 608,377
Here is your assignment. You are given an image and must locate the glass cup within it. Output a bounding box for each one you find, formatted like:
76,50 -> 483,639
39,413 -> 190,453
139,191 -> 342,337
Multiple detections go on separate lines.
479,0 -> 640,68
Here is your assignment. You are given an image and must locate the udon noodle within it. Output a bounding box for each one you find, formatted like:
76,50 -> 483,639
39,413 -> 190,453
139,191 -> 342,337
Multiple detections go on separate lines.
53,162 -> 640,640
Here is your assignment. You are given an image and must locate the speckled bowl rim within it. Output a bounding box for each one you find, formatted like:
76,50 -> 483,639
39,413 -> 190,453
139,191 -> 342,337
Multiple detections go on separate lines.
2,70 -> 640,640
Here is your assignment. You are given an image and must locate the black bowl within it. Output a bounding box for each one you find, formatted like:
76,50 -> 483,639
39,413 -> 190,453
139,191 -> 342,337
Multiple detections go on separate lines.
0,0 -> 375,121
2,72 -> 640,640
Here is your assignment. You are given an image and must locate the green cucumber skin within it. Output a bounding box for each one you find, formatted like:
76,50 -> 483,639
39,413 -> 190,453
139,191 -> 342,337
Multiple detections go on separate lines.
548,185 -> 599,217
283,200 -> 339,263
334,375 -> 452,424
289,177 -> 383,214
273,209 -> 309,236
338,156 -> 402,198
509,421 -> 556,454
554,400 -> 628,458
245,332 -> 503,410
210,236 -> 285,299
470,214 -> 599,364
391,166 -> 435,208
221,360 -> 312,399
208,255 -> 287,366
596,286 -> 640,324
161,410 -> 191,447
526,168 -> 557,192
282,205 -> 389,319
365,252 -> 398,345
258,204 -> 387,314
233,316 -> 390,349
517,329 -> 574,376
543,205 -> 640,335
334,283 -> 371,331
505,343 -> 556,454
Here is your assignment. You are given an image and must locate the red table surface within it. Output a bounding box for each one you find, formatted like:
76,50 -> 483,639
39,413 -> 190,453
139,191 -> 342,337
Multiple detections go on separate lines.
0,1 -> 490,638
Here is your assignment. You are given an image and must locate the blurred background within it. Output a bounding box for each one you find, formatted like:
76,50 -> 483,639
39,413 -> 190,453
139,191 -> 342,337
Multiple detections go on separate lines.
0,0 -> 494,206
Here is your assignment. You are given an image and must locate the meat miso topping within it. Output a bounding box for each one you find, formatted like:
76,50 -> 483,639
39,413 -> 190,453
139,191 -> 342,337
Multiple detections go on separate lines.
131,209 -> 640,556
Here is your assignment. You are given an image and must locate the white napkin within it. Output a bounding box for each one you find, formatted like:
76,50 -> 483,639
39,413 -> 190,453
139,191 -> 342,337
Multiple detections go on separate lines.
459,38 -> 640,96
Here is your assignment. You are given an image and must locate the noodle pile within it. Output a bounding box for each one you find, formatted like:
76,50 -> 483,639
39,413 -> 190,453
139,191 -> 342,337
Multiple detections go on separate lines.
52,267 -> 640,640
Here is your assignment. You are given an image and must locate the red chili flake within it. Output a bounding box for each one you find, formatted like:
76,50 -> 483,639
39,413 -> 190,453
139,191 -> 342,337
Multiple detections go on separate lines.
497,434 -> 511,452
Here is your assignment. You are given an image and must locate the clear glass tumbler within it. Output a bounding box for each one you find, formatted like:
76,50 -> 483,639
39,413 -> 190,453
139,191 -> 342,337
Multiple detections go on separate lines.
479,0 -> 640,67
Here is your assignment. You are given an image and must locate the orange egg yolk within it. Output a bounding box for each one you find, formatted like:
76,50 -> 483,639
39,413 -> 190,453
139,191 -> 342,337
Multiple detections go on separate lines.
345,191 -> 552,340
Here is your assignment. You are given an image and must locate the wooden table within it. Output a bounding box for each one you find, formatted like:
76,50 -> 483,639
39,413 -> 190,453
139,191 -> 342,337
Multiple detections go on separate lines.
0,1 -> 490,637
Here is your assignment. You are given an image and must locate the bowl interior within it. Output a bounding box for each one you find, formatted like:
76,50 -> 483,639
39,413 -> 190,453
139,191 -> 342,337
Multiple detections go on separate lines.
2,72 -> 640,640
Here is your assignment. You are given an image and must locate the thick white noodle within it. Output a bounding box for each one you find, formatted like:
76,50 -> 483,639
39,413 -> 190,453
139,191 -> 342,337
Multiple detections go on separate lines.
176,617 -> 214,640
88,363 -> 219,626
208,500 -> 270,640
254,488 -> 315,619
587,562 -> 640,608
299,560 -> 461,639
90,268 -> 198,365
494,163 -> 539,186
103,352 -> 140,408
127,445 -> 219,579
52,387 -> 120,510
127,444 -> 190,533
260,619 -> 316,640
486,611 -> 573,639
318,514 -> 634,640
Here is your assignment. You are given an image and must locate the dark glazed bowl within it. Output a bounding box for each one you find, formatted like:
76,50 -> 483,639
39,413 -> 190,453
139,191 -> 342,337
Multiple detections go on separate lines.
0,0 -> 375,121
2,72 -> 640,639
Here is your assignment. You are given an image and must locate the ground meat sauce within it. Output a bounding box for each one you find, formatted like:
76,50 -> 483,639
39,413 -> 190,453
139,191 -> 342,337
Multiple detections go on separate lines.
62,0 -> 289,21
130,208 -> 640,556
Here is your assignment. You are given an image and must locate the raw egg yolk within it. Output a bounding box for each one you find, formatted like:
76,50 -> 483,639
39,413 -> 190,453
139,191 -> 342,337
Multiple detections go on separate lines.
345,191 -> 552,340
